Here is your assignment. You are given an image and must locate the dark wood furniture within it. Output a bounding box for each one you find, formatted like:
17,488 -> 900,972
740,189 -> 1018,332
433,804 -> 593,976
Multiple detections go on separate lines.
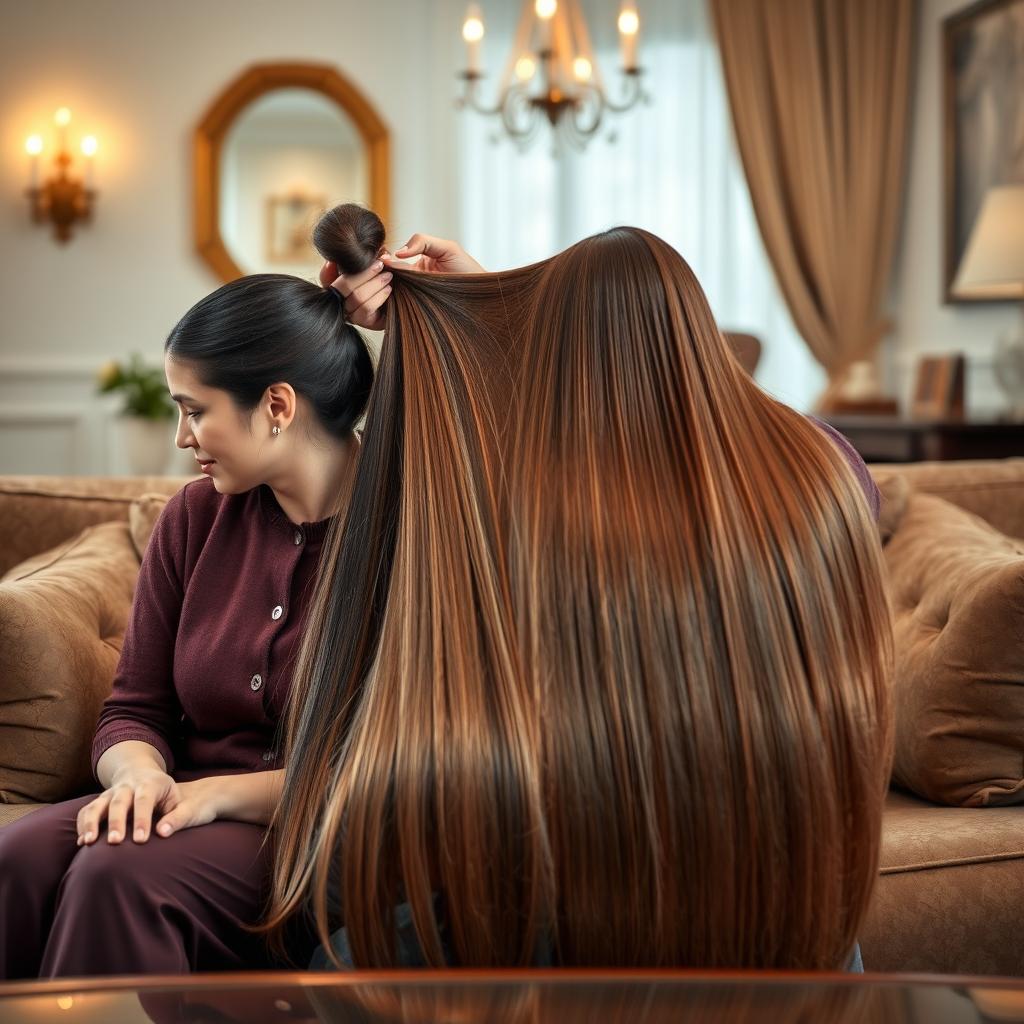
823,416 -> 1024,463
3,971 -> 1024,1022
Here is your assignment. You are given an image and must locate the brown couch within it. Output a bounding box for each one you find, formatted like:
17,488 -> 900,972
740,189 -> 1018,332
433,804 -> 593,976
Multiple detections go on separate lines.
2,463 -> 1024,976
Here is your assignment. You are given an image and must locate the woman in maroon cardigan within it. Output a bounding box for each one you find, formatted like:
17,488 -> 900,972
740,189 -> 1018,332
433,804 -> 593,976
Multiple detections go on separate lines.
0,215 -> 393,979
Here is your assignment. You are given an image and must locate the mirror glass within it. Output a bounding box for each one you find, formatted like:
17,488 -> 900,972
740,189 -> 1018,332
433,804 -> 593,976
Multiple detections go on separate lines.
218,87 -> 368,278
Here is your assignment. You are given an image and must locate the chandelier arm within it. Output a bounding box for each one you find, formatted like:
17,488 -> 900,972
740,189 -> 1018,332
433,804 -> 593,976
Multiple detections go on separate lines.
569,83 -> 605,138
500,87 -> 541,140
456,74 -> 507,117
601,70 -> 645,114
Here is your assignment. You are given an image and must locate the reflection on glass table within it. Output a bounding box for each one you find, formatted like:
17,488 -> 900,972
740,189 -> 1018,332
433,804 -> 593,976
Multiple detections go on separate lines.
3,973 -> 1024,1024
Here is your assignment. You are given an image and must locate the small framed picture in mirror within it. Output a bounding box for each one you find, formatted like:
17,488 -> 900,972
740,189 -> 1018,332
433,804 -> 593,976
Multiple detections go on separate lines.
266,192 -> 327,263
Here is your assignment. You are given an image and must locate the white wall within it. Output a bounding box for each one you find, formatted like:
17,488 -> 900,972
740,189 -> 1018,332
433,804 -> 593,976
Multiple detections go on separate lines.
885,0 -> 1020,417
0,0 -> 465,474
3,0 -> 1020,476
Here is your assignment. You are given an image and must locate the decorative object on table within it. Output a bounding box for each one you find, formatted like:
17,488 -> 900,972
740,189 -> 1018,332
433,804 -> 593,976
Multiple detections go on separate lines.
194,63 -> 389,284
266,189 -> 328,263
457,0 -> 647,149
96,356 -> 176,475
24,107 -> 99,243
722,331 -> 762,377
824,360 -> 900,416
910,355 -> 966,421
943,0 -> 1024,303
952,184 -> 1024,419
994,333 -> 1024,421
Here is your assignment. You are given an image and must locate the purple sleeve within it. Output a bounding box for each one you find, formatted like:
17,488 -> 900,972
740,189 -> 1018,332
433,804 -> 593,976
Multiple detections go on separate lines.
90,488 -> 189,777
809,416 -> 881,522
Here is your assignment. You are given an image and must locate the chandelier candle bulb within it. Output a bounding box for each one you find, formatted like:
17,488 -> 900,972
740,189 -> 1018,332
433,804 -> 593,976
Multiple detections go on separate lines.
516,54 -> 537,81
618,5 -> 639,70
463,3 -> 485,74
536,0 -> 556,50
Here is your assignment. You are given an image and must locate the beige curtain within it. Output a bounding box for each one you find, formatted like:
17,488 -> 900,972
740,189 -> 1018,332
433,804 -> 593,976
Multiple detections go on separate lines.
709,0 -> 915,408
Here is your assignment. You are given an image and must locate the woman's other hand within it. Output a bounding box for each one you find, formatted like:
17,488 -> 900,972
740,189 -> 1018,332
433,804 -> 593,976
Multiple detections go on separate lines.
76,765 -> 177,846
152,778 -> 222,838
388,234 -> 484,274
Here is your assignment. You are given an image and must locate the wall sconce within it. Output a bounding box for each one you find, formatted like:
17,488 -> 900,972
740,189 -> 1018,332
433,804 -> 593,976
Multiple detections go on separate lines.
25,107 -> 98,243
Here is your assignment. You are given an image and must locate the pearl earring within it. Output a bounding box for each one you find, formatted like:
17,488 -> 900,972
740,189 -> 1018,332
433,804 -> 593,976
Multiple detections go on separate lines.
272,425 -> 281,436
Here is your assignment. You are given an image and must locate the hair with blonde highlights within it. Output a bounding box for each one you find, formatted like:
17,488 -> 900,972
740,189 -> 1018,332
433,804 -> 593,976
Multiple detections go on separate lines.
264,206 -> 892,970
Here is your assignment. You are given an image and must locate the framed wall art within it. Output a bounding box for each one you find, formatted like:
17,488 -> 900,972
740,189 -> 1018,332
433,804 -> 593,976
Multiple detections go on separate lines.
943,0 -> 1024,302
265,191 -> 327,264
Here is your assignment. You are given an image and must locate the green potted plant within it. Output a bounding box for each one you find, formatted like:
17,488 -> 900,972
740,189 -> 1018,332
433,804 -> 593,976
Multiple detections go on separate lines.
96,355 -> 176,475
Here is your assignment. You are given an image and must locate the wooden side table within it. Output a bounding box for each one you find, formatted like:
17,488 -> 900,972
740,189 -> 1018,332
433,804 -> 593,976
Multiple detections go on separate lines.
822,416 -> 1024,463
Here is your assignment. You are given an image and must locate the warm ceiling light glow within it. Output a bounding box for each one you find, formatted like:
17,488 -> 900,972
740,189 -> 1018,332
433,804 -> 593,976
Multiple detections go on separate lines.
535,0 -> 557,20
515,55 -> 537,80
25,135 -> 43,155
573,56 -> 592,81
54,107 -> 72,126
618,8 -> 639,34
81,135 -> 98,157
462,15 -> 484,42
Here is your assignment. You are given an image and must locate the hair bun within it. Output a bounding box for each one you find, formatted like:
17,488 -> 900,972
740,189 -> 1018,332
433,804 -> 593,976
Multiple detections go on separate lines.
313,204 -> 386,277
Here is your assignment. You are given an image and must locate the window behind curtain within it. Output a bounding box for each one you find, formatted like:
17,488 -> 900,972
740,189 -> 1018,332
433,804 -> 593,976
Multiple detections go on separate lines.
456,0 -> 825,411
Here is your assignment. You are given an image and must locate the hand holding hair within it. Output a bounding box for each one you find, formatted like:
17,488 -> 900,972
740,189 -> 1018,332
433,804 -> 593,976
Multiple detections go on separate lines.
388,233 -> 485,275
320,258 -> 392,331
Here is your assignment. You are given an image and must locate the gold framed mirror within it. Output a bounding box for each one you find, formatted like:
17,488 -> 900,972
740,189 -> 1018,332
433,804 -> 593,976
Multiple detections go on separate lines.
194,62 -> 389,283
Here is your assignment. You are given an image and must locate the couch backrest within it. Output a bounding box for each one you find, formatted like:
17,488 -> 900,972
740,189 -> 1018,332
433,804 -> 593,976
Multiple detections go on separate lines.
0,475 -> 195,576
2,461 -> 1022,578
869,459 -> 1024,541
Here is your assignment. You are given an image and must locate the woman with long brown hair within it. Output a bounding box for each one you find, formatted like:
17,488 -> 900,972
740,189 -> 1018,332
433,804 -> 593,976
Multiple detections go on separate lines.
266,206 -> 892,971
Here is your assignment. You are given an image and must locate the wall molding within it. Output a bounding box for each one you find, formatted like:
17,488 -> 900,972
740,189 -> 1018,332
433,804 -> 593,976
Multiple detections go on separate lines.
0,359 -> 125,475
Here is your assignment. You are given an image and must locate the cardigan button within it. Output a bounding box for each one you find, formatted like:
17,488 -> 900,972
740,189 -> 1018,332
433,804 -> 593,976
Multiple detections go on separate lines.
294,530 -> 303,545
262,750 -> 276,762
250,674 -> 263,691
271,605 -> 283,620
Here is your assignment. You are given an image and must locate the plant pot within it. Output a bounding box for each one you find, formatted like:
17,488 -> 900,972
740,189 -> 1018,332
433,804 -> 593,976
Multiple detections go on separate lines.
116,416 -> 175,476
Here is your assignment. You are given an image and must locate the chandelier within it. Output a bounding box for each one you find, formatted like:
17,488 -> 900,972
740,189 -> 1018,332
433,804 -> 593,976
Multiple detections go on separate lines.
457,0 -> 646,149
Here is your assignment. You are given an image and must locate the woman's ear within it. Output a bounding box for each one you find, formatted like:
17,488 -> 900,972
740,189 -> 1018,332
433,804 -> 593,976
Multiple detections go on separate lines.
264,382 -> 298,432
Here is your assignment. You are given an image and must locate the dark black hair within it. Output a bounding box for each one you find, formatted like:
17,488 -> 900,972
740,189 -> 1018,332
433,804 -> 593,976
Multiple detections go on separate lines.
165,204 -> 386,439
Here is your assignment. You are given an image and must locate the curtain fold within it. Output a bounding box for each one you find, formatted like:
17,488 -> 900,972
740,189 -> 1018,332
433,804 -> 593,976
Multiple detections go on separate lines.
709,0 -> 915,407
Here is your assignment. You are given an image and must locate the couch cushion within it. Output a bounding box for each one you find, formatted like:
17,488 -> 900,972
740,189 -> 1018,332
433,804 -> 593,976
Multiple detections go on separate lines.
0,804 -> 43,830
861,790 -> 1024,975
128,492 -> 171,560
873,471 -> 910,545
0,521 -> 139,805
886,491 -> 1024,807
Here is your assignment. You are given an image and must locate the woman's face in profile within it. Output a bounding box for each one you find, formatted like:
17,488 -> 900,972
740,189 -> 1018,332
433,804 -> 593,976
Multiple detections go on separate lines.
164,355 -> 270,494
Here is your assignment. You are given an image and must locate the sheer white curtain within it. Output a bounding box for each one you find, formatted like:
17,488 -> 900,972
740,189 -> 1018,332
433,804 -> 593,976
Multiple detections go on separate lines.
456,0 -> 825,410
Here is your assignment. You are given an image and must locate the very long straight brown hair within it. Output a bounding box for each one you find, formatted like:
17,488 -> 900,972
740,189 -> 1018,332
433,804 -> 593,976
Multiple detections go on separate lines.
265,210 -> 893,970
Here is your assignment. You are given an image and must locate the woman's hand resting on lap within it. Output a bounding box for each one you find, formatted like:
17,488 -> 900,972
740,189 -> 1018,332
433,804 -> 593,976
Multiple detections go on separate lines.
320,234 -> 484,331
76,768 -> 220,846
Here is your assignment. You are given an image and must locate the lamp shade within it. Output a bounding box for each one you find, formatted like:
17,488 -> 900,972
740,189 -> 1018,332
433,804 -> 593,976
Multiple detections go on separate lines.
952,185 -> 1024,299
